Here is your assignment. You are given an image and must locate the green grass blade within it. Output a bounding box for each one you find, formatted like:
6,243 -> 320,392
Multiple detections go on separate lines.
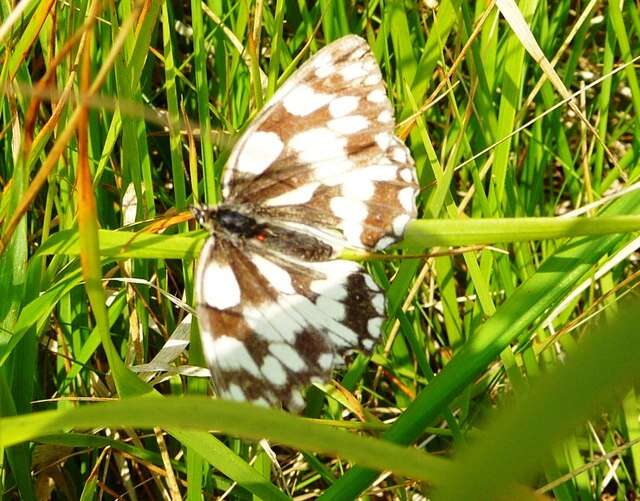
0,396 -> 451,484
34,216 -> 640,262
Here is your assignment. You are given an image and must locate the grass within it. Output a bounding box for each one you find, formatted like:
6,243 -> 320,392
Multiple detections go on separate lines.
1,0 -> 640,499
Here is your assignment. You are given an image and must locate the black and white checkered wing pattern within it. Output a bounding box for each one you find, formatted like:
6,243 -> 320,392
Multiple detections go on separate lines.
196,237 -> 385,412
195,35 -> 418,411
222,35 -> 418,252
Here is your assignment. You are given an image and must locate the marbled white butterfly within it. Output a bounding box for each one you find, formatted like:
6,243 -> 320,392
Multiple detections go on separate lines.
192,35 -> 418,411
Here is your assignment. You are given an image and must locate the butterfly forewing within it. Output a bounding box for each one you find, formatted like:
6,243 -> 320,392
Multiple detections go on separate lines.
222,35 -> 418,252
195,35 -> 418,411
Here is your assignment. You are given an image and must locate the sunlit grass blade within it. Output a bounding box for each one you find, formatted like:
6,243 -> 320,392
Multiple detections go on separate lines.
0,396 -> 452,484
34,216 -> 640,262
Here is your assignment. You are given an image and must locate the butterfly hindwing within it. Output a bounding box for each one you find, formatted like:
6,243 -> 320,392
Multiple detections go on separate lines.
196,237 -> 385,411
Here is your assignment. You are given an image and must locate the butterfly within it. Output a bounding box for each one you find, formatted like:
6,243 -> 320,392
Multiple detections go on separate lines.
192,35 -> 418,412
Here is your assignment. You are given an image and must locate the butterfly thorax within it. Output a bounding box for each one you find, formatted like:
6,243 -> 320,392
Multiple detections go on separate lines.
192,204 -> 264,238
216,206 -> 266,238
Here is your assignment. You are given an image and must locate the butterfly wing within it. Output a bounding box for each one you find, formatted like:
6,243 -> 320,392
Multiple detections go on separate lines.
222,35 -> 418,252
195,236 -> 385,411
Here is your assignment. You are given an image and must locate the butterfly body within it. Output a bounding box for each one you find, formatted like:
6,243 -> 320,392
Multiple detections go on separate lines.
193,203 -> 336,261
193,204 -> 266,239
194,35 -> 418,411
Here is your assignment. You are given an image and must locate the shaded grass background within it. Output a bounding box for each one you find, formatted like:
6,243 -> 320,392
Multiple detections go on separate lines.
1,0 -> 640,500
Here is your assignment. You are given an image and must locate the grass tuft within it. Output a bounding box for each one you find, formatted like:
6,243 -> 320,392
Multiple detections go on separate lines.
1,1 -> 640,499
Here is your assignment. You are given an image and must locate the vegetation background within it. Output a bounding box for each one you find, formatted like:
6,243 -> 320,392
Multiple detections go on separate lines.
1,0 -> 640,499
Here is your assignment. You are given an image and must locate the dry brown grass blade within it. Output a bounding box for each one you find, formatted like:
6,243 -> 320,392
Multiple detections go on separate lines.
77,8 -> 94,263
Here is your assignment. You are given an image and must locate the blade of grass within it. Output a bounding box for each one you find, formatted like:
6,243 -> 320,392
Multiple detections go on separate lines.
33,216 -> 640,262
0,396 -> 452,483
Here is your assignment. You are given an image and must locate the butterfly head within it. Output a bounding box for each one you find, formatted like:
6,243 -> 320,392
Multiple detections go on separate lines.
190,203 -> 216,230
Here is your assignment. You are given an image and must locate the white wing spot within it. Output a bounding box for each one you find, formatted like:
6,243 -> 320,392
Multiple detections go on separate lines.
318,353 -> 334,370
375,236 -> 396,250
317,295 -> 346,322
283,84 -> 334,116
261,355 -> 288,386
242,307 -> 282,343
364,274 -> 379,291
372,294 -> 385,316
352,47 -> 367,59
202,262 -> 241,309
392,214 -> 411,236
362,339 -> 375,351
251,255 -> 295,294
313,51 -> 333,67
377,109 -> 393,123
365,73 -> 382,86
278,290 -> 358,349
265,181 -> 320,207
314,157 -> 354,179
227,384 -> 246,401
316,65 -> 334,78
362,164 -> 398,182
340,62 -> 368,81
270,343 -> 307,372
367,88 -> 386,103
290,128 -> 345,163
375,132 -> 392,151
328,115 -> 369,135
310,278 -> 348,300
328,326 -> 359,349
342,221 -> 365,247
236,131 -> 284,175
307,261 -> 358,299
367,317 -> 383,339
363,59 -> 377,73
330,196 -> 367,221
392,147 -> 408,164
399,187 -> 416,212
213,336 -> 261,378
329,96 -> 359,118
400,168 -> 414,182
321,170 -> 358,188
342,176 -> 375,201
288,389 -> 306,412
244,304 -> 297,344
313,51 -> 334,78
308,259 -> 361,275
